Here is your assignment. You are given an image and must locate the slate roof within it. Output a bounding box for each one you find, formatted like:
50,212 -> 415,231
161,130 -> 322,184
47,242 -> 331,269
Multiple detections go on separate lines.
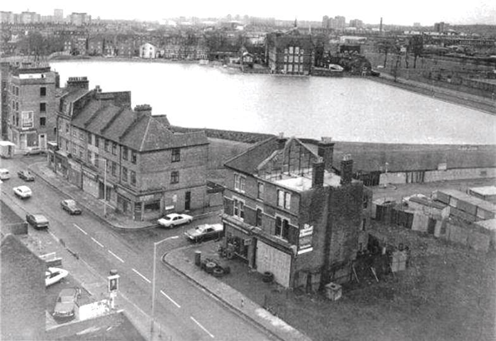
224,136 -> 282,175
71,96 -> 207,152
61,88 -> 91,104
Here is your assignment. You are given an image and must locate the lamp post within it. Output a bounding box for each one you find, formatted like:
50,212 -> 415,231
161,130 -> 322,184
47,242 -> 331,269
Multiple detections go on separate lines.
150,235 -> 179,340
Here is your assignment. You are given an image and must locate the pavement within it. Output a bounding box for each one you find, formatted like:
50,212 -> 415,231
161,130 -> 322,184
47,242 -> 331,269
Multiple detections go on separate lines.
25,160 -> 310,341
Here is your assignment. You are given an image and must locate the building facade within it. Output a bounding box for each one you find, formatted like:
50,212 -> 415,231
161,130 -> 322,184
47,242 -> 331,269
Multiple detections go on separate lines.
221,136 -> 369,290
265,30 -> 314,75
51,79 -> 209,221
5,62 -> 58,153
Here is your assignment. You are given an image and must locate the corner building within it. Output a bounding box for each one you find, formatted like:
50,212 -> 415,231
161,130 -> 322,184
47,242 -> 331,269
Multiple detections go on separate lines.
51,78 -> 208,221
221,136 -> 369,289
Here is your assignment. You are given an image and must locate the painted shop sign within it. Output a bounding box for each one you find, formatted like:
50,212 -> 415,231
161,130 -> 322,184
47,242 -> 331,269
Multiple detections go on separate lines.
298,224 -> 314,254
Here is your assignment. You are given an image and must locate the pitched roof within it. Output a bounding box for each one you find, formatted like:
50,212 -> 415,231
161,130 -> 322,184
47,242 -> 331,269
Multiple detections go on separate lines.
224,136 -> 281,174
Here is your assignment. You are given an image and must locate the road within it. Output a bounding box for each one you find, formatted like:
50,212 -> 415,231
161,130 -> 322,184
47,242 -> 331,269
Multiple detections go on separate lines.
1,156 -> 272,341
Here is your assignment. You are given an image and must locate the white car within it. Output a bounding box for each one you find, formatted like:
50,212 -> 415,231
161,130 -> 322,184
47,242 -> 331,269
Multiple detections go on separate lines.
13,185 -> 32,199
45,267 -> 69,287
157,213 -> 193,228
185,223 -> 224,242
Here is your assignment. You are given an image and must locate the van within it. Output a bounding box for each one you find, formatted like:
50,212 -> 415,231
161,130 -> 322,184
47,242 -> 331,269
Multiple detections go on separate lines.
0,168 -> 10,180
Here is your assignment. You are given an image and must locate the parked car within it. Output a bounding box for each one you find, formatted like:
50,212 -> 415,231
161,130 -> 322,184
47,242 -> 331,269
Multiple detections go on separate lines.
18,170 -> 35,181
185,223 -> 224,242
53,287 -> 81,321
26,213 -> 49,229
157,213 -> 193,228
0,168 -> 10,180
45,267 -> 69,287
13,185 -> 32,199
24,146 -> 45,156
60,199 -> 82,215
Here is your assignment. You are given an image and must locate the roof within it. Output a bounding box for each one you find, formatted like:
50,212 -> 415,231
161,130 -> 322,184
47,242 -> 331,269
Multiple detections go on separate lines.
71,95 -> 208,152
224,137 -> 282,175
439,189 -> 496,213
61,88 -> 91,104
469,186 -> 496,196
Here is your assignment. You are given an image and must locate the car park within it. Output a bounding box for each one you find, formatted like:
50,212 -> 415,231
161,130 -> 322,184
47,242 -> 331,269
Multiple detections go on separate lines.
13,185 -> 32,199
157,213 -> 193,228
17,170 -> 35,181
45,267 -> 69,287
60,199 -> 82,215
185,223 -> 224,242
53,287 -> 81,321
26,213 -> 49,229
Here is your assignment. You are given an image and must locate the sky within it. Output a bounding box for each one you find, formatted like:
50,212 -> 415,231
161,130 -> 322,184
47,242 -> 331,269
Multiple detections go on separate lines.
4,0 -> 496,26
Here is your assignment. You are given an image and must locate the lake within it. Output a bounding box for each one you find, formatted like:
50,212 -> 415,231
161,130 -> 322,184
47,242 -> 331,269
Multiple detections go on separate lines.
51,60 -> 496,145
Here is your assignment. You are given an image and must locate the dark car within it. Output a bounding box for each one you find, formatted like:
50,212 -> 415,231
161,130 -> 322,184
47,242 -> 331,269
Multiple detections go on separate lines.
18,170 -> 35,181
26,213 -> 49,229
60,199 -> 82,215
53,287 -> 81,321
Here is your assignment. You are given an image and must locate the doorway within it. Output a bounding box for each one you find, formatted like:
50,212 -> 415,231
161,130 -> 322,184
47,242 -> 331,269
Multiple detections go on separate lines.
185,191 -> 191,211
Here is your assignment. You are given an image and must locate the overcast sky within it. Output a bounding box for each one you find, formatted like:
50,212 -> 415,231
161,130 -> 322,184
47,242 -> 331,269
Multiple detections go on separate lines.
4,0 -> 496,26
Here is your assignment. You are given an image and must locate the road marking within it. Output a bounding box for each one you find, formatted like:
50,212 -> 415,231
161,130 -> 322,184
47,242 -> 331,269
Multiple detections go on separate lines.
191,316 -> 215,338
73,224 -> 88,235
91,237 -> 104,248
160,290 -> 181,308
132,268 -> 151,283
108,250 -> 124,263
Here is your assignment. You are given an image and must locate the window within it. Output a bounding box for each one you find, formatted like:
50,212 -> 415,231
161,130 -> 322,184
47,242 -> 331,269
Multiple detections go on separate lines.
275,216 -> 290,240
95,136 -> 99,148
361,219 -> 366,231
131,151 -> 137,164
111,161 -> 117,176
87,150 -> 92,162
112,142 -> 117,155
39,117 -> 46,127
15,102 -> 18,111
15,86 -> 19,96
122,146 -> 128,160
65,123 -> 69,134
234,174 -> 246,193
130,171 -> 136,186
363,195 -> 368,209
277,189 -> 291,209
87,132 -> 92,145
79,130 -> 84,140
256,208 -> 263,227
104,139 -> 109,152
170,171 -> 179,184
257,182 -> 264,200
233,198 -> 245,220
40,103 -> 46,113
122,167 -> 128,182
171,148 -> 180,162
40,87 -> 46,96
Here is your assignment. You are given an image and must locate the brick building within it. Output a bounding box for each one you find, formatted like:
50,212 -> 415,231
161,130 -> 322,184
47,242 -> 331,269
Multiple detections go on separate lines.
50,78 -> 209,221
1,234 -> 46,340
5,61 -> 58,153
265,29 -> 314,75
221,136 -> 370,289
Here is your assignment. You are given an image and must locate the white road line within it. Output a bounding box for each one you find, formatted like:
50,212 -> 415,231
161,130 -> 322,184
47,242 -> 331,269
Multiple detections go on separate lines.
190,316 -> 215,338
73,224 -> 88,235
160,290 -> 181,308
91,237 -> 104,248
108,250 -> 124,263
132,268 -> 151,283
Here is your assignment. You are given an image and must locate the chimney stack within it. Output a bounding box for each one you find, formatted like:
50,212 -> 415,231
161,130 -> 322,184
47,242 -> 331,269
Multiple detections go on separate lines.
340,154 -> 353,185
134,104 -> 152,116
312,158 -> 325,188
277,132 -> 286,150
66,76 -> 89,92
317,137 -> 335,173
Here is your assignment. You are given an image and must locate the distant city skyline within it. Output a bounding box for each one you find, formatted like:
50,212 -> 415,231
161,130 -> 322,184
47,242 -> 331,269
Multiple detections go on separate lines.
3,0 -> 496,26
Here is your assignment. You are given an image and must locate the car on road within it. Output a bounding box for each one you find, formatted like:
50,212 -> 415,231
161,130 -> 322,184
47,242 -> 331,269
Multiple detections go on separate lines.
17,170 -> 35,181
0,168 -> 10,180
13,185 -> 32,199
60,199 -> 82,215
53,287 -> 81,321
24,146 -> 45,156
157,213 -> 193,228
26,213 -> 49,229
45,267 -> 69,287
185,223 -> 224,242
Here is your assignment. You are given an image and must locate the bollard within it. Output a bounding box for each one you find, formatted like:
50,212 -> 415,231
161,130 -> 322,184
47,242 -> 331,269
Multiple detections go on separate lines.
194,251 -> 202,266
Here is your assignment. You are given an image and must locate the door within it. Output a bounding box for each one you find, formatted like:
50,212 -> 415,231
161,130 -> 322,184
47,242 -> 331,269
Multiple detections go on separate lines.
39,134 -> 47,150
185,191 -> 191,211
256,241 -> 291,288
427,218 -> 436,235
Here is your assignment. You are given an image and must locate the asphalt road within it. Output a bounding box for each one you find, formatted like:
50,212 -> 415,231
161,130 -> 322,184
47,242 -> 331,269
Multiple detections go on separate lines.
1,156 -> 272,341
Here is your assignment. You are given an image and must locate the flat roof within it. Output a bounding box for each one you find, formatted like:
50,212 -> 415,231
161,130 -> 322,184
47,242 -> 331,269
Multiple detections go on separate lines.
469,186 -> 496,196
273,171 -> 342,192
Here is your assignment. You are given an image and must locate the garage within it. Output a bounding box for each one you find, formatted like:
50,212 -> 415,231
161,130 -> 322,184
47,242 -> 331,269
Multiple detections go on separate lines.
256,240 -> 292,288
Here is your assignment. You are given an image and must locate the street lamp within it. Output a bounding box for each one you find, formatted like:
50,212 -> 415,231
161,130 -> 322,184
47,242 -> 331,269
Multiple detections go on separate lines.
150,235 -> 179,340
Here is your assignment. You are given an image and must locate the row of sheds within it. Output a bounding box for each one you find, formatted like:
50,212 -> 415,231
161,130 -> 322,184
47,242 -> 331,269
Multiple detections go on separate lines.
372,186 -> 496,252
